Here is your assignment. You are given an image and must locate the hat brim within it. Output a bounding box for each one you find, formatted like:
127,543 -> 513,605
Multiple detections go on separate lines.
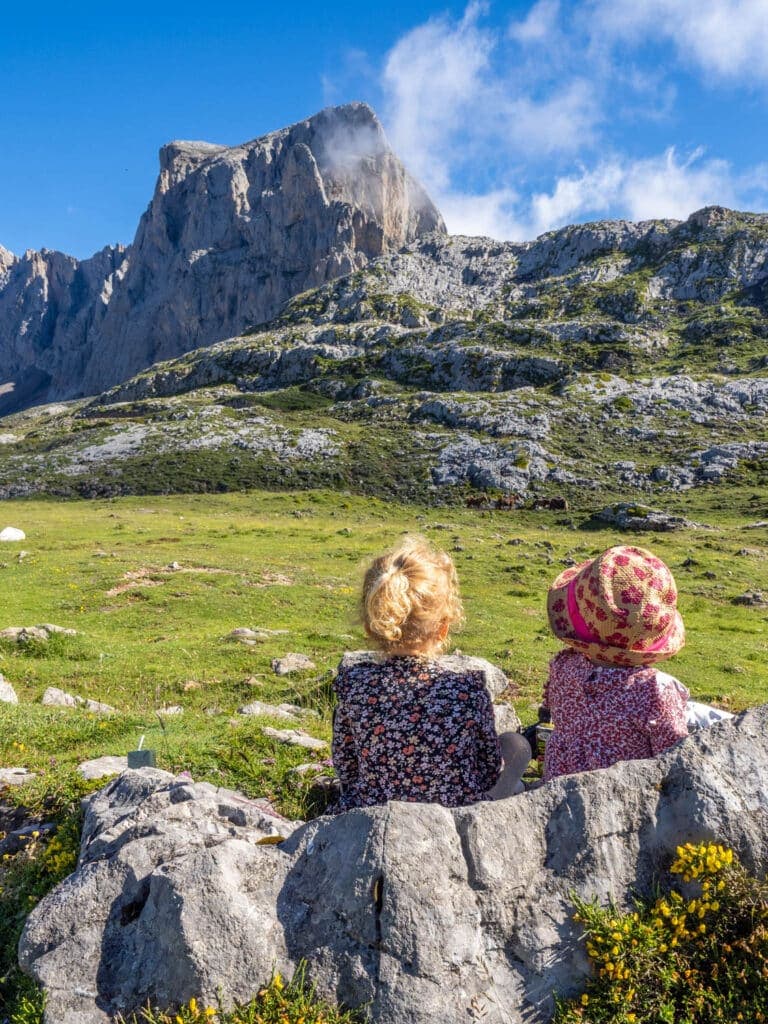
547,561 -> 686,667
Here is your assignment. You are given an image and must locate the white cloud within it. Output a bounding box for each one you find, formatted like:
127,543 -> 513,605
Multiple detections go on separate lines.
375,1 -> 768,240
519,148 -> 764,239
437,187 -> 524,239
508,0 -> 561,44
382,2 -> 494,192
381,1 -> 601,226
589,0 -> 768,82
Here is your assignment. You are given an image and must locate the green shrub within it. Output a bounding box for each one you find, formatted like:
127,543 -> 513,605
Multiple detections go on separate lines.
0,775 -> 91,1022
122,963 -> 363,1023
556,841 -> 768,1023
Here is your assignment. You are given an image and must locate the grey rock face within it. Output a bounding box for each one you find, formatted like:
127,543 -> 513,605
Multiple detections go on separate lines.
19,708 -> 768,1024
0,103 -> 444,411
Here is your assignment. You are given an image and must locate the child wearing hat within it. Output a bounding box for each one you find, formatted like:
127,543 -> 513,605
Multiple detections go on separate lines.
543,544 -> 728,782
329,535 -> 530,812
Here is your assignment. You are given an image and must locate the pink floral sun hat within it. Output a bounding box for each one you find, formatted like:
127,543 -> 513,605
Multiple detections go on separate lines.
546,545 -> 685,667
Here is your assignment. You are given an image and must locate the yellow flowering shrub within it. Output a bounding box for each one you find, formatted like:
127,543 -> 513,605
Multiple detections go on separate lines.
1,806 -> 84,1024
556,842 -> 768,1024
122,965 -> 362,1024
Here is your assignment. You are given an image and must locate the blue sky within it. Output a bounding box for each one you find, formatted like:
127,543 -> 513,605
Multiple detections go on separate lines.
2,0 -> 767,259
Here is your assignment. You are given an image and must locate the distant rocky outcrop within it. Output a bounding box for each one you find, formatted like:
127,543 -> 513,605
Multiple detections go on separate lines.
19,706 -> 768,1024
1,107 -> 767,503
0,103 -> 444,412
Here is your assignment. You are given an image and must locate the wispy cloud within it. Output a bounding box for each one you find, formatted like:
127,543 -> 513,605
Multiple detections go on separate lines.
588,0 -> 768,83
375,1 -> 768,240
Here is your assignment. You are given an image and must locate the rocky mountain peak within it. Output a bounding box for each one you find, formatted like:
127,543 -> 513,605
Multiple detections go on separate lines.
0,104 -> 445,412
157,140 -> 229,189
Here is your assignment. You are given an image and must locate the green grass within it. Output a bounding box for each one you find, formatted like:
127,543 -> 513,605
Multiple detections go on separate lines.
0,488 -> 765,773
0,487 -> 767,1020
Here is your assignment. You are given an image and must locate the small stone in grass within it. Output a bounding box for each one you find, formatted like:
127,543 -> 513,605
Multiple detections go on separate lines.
238,700 -> 299,721
78,756 -> 129,780
271,653 -> 316,675
42,687 -> 81,708
0,674 -> 19,704
260,727 -> 328,752
0,767 -> 35,787
288,762 -> 327,775
84,698 -> 116,714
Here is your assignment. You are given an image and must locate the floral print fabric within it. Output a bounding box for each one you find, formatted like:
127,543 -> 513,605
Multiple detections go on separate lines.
329,655 -> 501,812
543,648 -> 689,782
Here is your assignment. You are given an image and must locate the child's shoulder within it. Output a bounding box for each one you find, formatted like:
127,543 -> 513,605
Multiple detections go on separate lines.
550,647 -> 590,671
334,650 -> 384,692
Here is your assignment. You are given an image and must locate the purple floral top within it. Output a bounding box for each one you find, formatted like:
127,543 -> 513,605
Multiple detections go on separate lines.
329,654 -> 501,813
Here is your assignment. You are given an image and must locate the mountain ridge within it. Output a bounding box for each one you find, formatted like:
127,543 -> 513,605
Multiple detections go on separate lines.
0,102 -> 444,413
1,105 -> 767,506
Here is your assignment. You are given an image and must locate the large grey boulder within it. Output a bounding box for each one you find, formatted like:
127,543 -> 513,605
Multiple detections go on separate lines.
19,707 -> 768,1024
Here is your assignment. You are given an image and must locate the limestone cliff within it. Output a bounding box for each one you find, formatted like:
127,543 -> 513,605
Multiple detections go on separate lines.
0,103 -> 445,411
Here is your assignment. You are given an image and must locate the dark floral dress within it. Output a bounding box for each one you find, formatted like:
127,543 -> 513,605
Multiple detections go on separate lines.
329,654 -> 501,812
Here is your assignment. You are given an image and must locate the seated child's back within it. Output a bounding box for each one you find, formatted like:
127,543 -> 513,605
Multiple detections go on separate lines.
543,544 -> 690,782
330,536 -> 501,812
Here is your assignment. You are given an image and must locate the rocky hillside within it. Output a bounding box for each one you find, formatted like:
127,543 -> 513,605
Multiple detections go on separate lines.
0,106 -> 767,505
0,103 -> 443,412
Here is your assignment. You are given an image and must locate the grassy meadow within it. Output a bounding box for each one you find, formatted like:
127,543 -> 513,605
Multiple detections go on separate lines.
0,486 -> 767,817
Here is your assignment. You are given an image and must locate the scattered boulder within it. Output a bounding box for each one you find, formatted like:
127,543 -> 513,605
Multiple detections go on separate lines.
590,503 -> 698,532
41,687 -> 115,713
733,590 -> 768,607
0,767 -> 35,787
228,627 -> 290,646
287,762 -> 329,776
0,674 -> 19,704
0,624 -> 77,643
158,705 -> 184,716
493,703 -> 522,734
0,527 -> 25,542
260,727 -> 328,752
238,701 -> 300,721
271,653 -> 317,675
78,756 -> 129,780
84,698 -> 116,714
41,687 -> 80,708
278,702 -> 319,719
19,707 -> 768,1024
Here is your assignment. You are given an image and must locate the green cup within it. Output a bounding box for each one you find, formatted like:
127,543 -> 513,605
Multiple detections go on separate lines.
127,749 -> 156,769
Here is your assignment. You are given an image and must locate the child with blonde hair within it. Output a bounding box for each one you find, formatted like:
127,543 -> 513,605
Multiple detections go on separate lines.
330,535 -> 527,812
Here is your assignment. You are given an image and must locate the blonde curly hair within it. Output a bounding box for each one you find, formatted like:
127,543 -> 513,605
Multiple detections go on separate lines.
361,535 -> 463,656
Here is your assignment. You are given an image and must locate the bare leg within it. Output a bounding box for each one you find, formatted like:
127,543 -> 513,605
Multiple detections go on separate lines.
489,732 -> 532,800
